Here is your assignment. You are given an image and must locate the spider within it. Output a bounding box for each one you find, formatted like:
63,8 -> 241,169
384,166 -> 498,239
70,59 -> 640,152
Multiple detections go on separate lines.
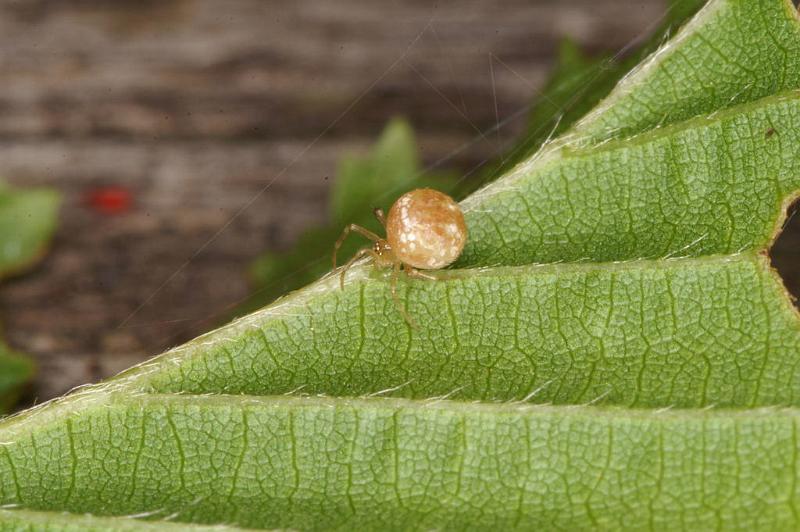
333,188 -> 468,324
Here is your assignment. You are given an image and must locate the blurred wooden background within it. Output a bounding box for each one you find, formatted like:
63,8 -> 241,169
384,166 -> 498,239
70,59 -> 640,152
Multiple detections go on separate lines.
0,0 -> 684,403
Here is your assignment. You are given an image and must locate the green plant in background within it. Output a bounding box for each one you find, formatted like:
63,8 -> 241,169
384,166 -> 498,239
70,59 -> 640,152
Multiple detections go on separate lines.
3,0 -> 800,529
0,184 -> 59,412
241,118 -> 458,313
0,346 -> 34,414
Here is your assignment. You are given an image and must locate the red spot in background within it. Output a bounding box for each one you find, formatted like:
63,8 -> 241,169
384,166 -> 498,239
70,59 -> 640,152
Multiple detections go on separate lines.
84,185 -> 133,215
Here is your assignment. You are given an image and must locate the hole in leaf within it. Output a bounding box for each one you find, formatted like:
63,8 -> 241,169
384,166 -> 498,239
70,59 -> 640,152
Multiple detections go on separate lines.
770,198 -> 800,307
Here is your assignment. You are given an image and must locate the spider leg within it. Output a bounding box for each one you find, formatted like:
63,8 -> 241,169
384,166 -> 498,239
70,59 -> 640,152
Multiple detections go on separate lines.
391,261 -> 417,329
403,264 -> 437,281
338,248 -> 379,290
333,224 -> 383,269
373,208 -> 387,227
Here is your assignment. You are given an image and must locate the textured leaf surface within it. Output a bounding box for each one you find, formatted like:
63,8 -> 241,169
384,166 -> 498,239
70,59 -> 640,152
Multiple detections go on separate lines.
123,253 -> 799,409
2,0 -> 800,529
461,91 -> 800,266
3,395 -> 800,531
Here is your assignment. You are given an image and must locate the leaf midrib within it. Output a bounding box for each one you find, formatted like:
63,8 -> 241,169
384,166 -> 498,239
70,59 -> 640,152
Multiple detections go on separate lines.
5,391 -> 800,441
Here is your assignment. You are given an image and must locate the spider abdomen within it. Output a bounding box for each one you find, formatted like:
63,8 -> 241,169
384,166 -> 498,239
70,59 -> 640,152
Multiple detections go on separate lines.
386,188 -> 467,270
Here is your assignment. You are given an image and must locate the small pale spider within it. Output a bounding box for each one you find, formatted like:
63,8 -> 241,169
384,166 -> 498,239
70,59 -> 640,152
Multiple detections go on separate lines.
333,188 -> 467,323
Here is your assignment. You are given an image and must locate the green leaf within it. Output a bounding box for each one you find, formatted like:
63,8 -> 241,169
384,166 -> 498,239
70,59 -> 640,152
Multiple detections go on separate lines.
459,0 -> 800,267
3,395 -> 800,530
0,185 -> 59,279
3,0 -> 800,529
575,0 -> 800,142
0,344 -> 34,413
0,185 -> 59,412
460,91 -> 800,266
242,118 -> 457,313
115,251 -> 800,410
